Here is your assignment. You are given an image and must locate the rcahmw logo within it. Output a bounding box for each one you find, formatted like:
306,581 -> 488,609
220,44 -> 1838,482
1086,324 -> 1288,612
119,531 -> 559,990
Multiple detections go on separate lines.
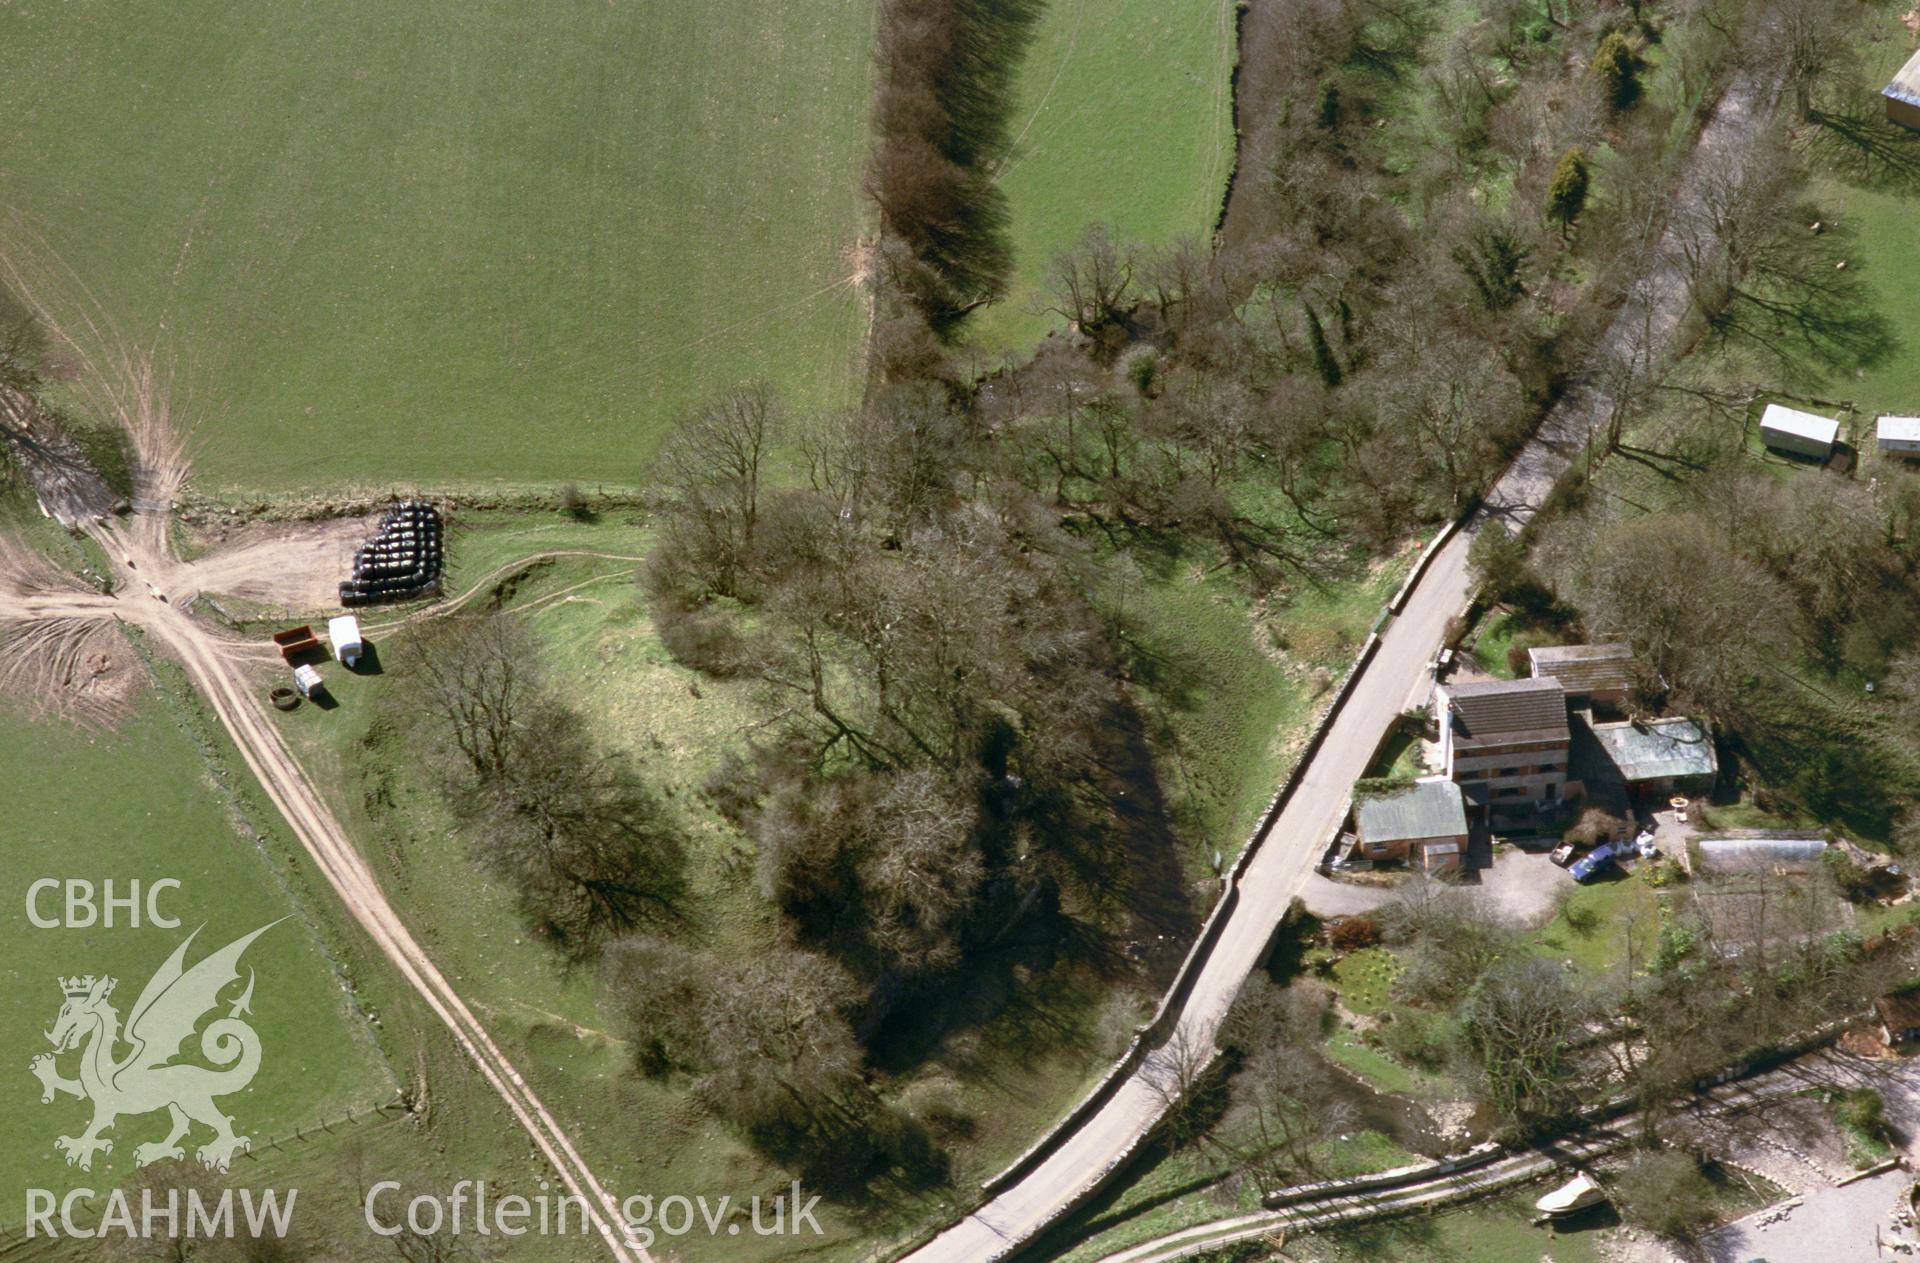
26,1186 -> 296,1241
29,920 -> 282,1173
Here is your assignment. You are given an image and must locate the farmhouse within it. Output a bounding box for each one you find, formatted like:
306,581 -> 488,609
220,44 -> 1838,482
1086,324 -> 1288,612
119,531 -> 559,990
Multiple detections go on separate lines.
1353,777 -> 1469,874
1887,47 -> 1920,132
1878,415 -> 1920,460
1528,643 -> 1634,709
1758,403 -> 1840,460
1436,676 -> 1570,823
1587,716 -> 1717,804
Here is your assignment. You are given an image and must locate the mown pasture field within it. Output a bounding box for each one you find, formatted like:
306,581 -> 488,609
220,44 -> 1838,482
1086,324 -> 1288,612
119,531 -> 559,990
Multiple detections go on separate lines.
964,0 -> 1237,355
1814,22 -> 1920,420
0,0 -> 876,497
0,686 -> 393,1215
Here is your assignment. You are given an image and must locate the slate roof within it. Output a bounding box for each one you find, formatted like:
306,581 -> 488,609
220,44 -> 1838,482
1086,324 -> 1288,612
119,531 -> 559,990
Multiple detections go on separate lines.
1447,677 -> 1568,746
1589,717 -> 1717,783
1356,778 -> 1469,844
1528,643 -> 1635,697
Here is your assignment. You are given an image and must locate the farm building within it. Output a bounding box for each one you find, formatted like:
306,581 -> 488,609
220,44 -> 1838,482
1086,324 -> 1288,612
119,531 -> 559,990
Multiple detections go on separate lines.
1758,403 -> 1840,460
1353,778 -> 1469,874
1887,48 -> 1920,132
1587,717 -> 1717,803
1436,676 -> 1570,823
1878,415 -> 1920,460
1875,990 -> 1920,1045
1528,643 -> 1634,708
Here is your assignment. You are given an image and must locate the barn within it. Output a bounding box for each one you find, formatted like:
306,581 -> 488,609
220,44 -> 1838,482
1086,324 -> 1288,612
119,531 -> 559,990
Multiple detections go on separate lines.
1353,778 -> 1470,874
1878,415 -> 1920,461
1587,717 -> 1718,804
1758,403 -> 1839,460
1888,48 -> 1920,133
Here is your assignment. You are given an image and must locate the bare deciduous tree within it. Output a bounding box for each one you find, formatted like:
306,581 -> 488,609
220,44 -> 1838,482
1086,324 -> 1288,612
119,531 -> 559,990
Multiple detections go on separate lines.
412,612 -> 537,785
1046,223 -> 1136,335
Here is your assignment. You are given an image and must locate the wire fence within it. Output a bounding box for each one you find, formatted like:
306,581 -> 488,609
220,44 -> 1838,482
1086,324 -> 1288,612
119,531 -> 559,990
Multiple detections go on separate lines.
0,1096 -> 412,1249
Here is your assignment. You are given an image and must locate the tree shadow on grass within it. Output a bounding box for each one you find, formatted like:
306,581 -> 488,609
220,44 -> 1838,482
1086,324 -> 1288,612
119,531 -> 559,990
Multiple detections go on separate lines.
1714,225 -> 1901,384
1807,104 -> 1920,196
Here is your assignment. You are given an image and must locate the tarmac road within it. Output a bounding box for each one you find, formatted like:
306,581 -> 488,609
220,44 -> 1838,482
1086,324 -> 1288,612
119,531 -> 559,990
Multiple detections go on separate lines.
901,71 -> 1772,1263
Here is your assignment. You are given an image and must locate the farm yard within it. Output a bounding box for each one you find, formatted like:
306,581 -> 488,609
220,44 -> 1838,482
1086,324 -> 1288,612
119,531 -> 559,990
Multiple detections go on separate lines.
0,0 -> 877,497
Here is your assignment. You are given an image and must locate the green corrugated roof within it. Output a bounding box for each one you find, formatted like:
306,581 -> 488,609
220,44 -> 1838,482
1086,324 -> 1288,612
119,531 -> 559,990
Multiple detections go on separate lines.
1356,778 -> 1468,844
1591,718 -> 1716,782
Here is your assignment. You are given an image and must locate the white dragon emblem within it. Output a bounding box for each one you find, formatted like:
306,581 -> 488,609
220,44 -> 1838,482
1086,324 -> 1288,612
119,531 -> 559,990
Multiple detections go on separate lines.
29,921 -> 280,1173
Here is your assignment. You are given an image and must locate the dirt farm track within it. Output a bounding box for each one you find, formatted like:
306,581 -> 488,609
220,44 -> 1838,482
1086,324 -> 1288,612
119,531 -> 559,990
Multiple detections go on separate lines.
0,390 -> 656,1262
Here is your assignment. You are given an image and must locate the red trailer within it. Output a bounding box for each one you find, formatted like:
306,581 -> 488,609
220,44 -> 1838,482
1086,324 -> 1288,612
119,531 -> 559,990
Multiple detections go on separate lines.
272,625 -> 322,662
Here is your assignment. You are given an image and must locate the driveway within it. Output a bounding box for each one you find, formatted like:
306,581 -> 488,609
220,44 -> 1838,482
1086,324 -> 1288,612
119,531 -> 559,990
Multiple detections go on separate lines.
1301,842 -> 1572,925
1470,842 -> 1572,924
1704,1165 -> 1911,1262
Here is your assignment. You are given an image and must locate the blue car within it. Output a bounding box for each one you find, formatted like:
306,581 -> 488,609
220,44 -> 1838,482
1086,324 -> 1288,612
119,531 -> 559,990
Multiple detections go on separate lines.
1570,844 -> 1618,884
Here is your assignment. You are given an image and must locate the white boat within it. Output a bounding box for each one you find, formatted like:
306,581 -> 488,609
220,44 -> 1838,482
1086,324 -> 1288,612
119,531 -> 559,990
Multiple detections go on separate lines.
1535,1171 -> 1607,1217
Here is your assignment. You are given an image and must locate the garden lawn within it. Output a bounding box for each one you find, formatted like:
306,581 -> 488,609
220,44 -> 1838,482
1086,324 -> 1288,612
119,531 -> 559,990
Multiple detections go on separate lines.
1532,871 -> 1661,976
0,0 -> 876,497
1299,1193 -> 1606,1263
1331,948 -> 1402,1015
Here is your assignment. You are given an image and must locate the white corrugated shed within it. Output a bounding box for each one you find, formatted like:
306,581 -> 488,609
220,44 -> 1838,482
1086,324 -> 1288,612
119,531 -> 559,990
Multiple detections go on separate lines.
1879,415 -> 1920,455
1759,403 -> 1839,457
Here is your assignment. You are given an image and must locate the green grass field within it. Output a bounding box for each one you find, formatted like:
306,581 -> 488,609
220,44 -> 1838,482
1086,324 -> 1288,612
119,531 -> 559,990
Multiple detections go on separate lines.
1298,1193 -> 1606,1263
1809,19 -> 1920,417
1819,176 -> 1920,414
0,684 -> 392,1217
1116,543 -> 1415,876
0,0 -> 875,497
963,0 -> 1236,355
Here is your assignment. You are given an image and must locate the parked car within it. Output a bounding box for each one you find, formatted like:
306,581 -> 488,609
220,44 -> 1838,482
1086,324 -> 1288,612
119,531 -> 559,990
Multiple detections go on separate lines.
1570,844 -> 1617,883
1550,843 -> 1578,867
